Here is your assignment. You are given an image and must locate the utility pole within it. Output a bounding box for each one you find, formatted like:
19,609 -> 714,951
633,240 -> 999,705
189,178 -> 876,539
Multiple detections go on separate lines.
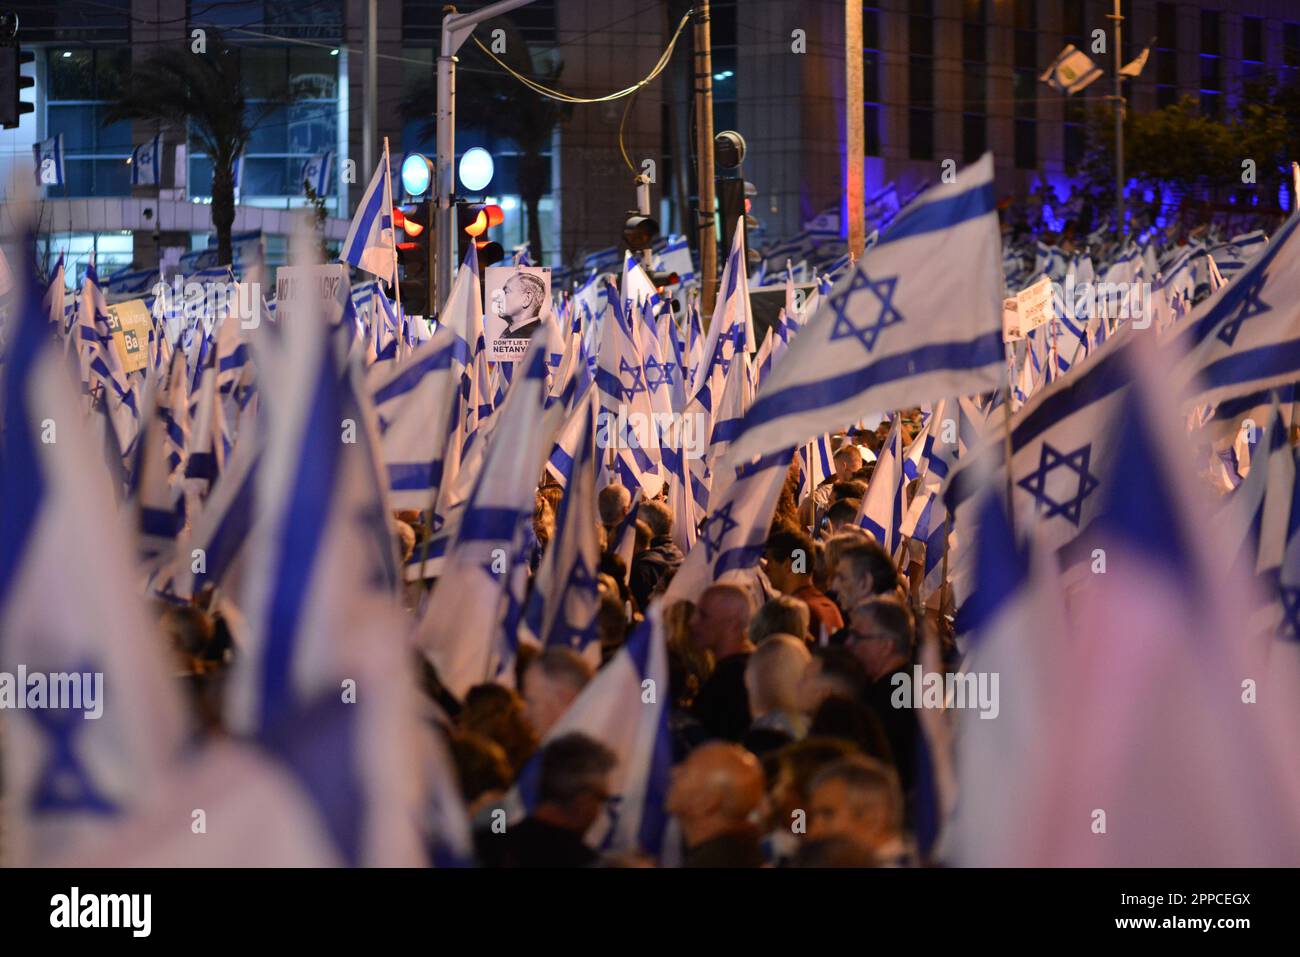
364,0 -> 377,173
435,0 -> 538,316
1109,0 -> 1125,234
693,2 -> 718,316
845,0 -> 865,257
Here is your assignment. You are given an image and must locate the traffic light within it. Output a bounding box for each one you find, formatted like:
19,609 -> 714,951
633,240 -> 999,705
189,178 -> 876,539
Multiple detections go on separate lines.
456,201 -> 505,270
714,129 -> 760,265
622,213 -> 659,253
395,201 -> 433,316
0,13 -> 34,131
716,178 -> 760,266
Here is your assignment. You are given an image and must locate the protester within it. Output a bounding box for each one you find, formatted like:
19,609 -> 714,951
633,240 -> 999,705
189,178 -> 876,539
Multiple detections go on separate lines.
665,742 -> 766,867
843,597 -> 919,794
764,527 -> 845,640
748,594 -> 811,645
476,733 -> 617,868
521,647 -> 595,739
629,499 -> 684,610
687,584 -> 757,742
742,634 -> 812,758
807,756 -> 913,866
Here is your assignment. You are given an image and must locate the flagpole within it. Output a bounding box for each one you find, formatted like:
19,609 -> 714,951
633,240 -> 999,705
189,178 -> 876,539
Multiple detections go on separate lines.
383,136 -> 405,359
1000,362 -> 1017,539
1110,0 -> 1125,234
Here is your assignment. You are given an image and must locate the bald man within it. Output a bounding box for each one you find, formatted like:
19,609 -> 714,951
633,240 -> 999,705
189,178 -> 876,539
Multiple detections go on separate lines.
742,634 -> 812,758
688,584 -> 757,742
666,742 -> 766,867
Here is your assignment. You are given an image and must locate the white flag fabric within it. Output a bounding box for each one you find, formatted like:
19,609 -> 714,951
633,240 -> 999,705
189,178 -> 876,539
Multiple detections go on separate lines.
416,340 -> 566,700
368,326 -> 460,510
1040,44 -> 1104,94
0,264 -> 185,866
523,389 -> 603,666
727,153 -> 1004,465
341,156 -> 396,284
663,446 -> 794,605
1119,46 -> 1149,78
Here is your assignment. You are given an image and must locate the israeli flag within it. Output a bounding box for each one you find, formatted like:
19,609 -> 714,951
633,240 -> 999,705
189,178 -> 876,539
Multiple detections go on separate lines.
341,156 -> 396,284
130,347 -> 189,567
512,604 -> 673,858
1276,443 -> 1300,642
1212,401 -> 1292,619
946,331 -> 1135,601
941,488 -> 1070,866
368,327 -> 461,510
727,154 -> 1005,465
415,341 -> 566,700
130,134 -> 162,187
856,416 -> 906,557
0,258 -> 186,865
523,390 -> 602,664
170,428 -> 260,602
594,280 -> 663,499
655,234 -> 696,285
1040,45 -> 1103,94
33,135 -> 65,188
664,445 -> 795,605
104,267 -> 158,298
1174,214 -> 1300,407
301,151 -> 334,197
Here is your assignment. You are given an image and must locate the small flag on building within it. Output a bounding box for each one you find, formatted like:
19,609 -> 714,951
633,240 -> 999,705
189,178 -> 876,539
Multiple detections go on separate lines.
1040,44 -> 1104,94
301,151 -> 333,197
33,134 -> 65,187
130,134 -> 163,187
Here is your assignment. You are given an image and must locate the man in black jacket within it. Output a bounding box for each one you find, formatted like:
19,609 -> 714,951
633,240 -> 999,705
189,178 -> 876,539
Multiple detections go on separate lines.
476,733 -> 616,867
629,499 -> 684,610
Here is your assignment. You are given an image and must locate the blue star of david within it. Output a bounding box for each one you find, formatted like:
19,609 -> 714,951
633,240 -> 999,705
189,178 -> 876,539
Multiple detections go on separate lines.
701,500 -> 740,561
139,148 -> 153,165
555,558 -> 599,650
598,794 -> 625,851
828,269 -> 903,352
643,354 -> 666,394
1280,587 -> 1300,642
619,356 -> 646,398
1216,269 -> 1270,346
29,669 -> 117,816
1016,442 -> 1101,526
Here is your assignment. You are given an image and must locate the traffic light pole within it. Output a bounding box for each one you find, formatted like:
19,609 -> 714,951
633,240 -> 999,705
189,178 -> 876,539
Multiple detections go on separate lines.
435,0 -> 538,315
693,3 -> 718,318
845,1 -> 865,258
1109,0 -> 1125,235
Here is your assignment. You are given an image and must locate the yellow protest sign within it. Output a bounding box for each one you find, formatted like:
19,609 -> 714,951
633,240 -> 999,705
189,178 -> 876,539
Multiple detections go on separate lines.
105,298 -> 152,374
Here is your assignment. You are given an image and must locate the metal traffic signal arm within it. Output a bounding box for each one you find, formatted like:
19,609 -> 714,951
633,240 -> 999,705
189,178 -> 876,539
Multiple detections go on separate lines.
434,0 -> 539,317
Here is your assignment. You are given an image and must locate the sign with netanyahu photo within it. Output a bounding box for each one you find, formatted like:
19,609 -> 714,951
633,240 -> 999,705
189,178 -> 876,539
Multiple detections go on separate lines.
484,265 -> 551,362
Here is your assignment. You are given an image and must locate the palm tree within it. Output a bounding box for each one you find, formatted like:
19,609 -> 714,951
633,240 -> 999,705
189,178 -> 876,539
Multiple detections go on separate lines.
104,32 -> 291,268
403,16 -> 568,263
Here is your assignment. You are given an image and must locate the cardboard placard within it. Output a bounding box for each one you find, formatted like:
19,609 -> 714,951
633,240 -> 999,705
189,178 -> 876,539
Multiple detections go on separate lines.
105,298 -> 152,373
484,265 -> 552,362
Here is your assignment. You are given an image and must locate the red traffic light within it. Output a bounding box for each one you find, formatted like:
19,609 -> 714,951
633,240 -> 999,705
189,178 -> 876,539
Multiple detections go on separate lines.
464,203 -> 504,237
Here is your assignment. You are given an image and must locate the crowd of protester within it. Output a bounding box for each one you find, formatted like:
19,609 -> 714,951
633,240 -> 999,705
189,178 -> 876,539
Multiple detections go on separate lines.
160,412 -> 964,867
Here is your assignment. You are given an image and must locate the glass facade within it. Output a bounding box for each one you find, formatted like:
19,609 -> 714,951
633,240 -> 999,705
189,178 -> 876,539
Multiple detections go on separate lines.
45,47 -> 133,197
